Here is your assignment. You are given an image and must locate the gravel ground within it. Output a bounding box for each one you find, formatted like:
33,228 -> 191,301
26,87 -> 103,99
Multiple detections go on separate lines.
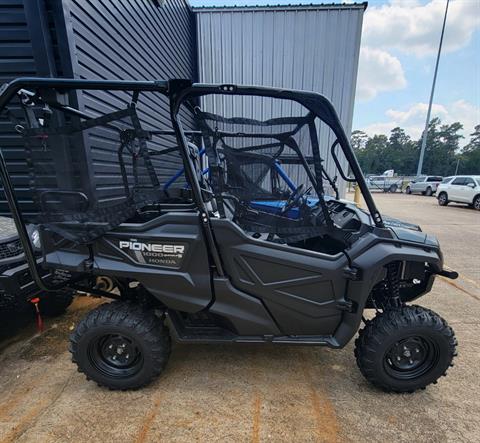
0,193 -> 478,443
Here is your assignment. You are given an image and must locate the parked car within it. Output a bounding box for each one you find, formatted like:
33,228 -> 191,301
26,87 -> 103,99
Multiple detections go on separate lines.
365,175 -> 402,193
405,176 -> 443,196
437,175 -> 480,210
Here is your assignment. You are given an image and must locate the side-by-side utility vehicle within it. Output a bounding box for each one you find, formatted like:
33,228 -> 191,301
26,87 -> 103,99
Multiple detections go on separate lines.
0,78 -> 458,392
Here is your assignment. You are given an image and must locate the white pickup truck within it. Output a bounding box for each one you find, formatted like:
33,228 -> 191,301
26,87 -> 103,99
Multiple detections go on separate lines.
405,176 -> 443,196
365,174 -> 403,193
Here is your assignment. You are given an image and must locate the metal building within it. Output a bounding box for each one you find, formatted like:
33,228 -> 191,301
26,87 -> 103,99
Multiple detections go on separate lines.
194,3 -> 366,196
0,0 -> 195,214
0,1 -> 366,213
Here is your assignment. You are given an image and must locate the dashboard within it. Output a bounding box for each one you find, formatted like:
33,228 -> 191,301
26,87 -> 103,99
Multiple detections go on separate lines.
315,200 -> 362,231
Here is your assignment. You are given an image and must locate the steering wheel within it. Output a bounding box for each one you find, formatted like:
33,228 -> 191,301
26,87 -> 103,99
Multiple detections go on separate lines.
280,184 -> 306,215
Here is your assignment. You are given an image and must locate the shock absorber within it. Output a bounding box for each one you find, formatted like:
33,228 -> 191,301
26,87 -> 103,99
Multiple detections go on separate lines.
386,262 -> 402,308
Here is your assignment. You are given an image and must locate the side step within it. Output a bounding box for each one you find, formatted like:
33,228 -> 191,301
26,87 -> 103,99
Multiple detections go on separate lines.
166,311 -> 340,347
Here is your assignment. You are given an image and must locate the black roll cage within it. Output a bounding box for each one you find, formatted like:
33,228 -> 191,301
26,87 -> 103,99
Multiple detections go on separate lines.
0,77 -> 384,290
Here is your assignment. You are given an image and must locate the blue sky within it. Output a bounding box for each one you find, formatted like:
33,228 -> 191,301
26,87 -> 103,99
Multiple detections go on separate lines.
191,0 -> 480,145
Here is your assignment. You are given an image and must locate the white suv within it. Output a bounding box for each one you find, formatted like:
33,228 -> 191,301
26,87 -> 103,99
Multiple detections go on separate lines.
437,175 -> 480,210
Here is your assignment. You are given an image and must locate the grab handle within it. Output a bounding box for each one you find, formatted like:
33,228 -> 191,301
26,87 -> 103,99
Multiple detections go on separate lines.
331,141 -> 356,183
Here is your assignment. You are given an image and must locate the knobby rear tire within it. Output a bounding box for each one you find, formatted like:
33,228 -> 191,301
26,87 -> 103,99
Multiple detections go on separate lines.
69,301 -> 171,390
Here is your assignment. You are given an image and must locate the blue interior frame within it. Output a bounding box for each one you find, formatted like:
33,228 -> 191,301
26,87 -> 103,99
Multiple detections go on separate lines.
164,151 -> 320,219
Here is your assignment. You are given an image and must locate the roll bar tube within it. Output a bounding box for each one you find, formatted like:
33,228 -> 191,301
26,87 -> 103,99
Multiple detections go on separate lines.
168,80 -> 225,276
0,151 -> 65,291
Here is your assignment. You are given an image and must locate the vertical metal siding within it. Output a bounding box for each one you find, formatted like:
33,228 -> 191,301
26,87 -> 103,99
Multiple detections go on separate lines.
0,0 -> 55,214
64,0 -> 197,202
0,0 -> 197,215
195,5 -> 365,196
0,0 -> 35,82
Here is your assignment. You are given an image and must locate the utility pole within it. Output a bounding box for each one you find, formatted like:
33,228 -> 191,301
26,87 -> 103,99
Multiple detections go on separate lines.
417,0 -> 450,176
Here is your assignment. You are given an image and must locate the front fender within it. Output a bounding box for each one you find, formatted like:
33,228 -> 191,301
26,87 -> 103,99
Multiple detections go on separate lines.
333,235 -> 443,347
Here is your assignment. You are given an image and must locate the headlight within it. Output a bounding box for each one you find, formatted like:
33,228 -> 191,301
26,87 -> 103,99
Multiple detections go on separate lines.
31,229 -> 41,249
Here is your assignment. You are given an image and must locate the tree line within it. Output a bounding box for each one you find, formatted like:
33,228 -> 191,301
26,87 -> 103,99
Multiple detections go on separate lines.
351,118 -> 480,176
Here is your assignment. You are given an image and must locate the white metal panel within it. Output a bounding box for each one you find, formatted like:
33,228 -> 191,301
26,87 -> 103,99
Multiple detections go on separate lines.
194,4 -> 366,196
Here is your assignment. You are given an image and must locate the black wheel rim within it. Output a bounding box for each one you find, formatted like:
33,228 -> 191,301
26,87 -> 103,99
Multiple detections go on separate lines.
88,333 -> 144,378
384,336 -> 439,380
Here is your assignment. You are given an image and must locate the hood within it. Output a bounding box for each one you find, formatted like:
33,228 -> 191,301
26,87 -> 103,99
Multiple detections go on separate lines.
382,215 -> 421,232
340,200 -> 423,233
382,216 -> 439,247
388,226 -> 440,247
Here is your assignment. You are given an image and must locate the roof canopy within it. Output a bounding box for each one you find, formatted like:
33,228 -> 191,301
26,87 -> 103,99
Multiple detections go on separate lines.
192,2 -> 368,12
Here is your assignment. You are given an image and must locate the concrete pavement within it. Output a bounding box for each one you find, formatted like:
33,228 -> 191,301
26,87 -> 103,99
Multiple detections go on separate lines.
0,193 -> 478,442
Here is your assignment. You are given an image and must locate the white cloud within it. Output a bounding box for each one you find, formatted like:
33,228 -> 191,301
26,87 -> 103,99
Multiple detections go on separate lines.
360,121 -> 400,137
363,0 -> 480,57
356,47 -> 407,101
355,1 -> 479,132
360,100 -> 480,144
355,0 -> 480,102
449,100 -> 480,136
385,103 -> 449,138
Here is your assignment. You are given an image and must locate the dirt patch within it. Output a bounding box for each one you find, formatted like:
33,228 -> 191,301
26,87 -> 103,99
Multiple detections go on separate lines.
19,324 -> 70,361
16,296 -> 103,361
